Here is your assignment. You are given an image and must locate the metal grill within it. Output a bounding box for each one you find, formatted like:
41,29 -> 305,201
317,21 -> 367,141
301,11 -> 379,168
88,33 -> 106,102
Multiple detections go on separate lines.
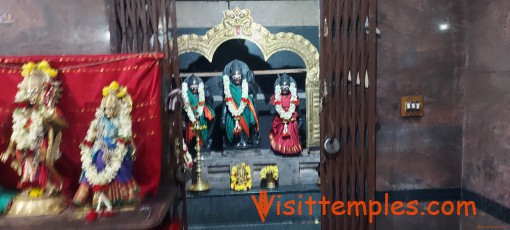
106,0 -> 186,228
319,0 -> 377,229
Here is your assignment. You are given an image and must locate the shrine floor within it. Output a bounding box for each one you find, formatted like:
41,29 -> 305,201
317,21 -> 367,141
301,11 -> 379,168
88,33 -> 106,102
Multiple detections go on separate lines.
184,149 -> 509,229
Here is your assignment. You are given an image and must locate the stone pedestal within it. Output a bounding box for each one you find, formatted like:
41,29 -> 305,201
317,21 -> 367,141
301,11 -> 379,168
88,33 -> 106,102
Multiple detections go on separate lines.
191,148 -> 320,190
186,185 -> 321,229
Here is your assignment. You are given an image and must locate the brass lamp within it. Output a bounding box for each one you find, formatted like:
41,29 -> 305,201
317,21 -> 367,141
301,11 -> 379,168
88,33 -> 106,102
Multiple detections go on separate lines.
188,122 -> 210,192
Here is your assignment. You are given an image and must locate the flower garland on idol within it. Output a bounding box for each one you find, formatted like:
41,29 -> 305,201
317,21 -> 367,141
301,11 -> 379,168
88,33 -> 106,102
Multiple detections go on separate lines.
11,61 -> 58,153
80,82 -> 132,186
222,75 -> 249,135
274,82 -> 298,135
181,81 -> 205,125
11,109 -> 44,152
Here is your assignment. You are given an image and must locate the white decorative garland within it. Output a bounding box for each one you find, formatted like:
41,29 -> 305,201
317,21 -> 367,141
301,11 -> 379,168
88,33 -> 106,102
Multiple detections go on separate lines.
11,107 -> 44,151
274,82 -> 298,135
222,75 -> 249,134
181,81 -> 205,124
80,97 -> 133,186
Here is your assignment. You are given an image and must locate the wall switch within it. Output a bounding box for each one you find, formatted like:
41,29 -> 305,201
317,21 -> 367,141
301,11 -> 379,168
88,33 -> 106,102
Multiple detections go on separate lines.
401,95 -> 424,117
0,12 -> 14,24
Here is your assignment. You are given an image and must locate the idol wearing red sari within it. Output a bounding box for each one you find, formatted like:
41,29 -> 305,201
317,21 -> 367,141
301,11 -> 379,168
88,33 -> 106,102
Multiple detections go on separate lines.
269,77 -> 302,155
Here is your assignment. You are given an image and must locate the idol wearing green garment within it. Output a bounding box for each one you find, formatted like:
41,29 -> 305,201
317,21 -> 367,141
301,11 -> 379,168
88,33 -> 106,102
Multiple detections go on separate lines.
181,75 -> 215,150
219,60 -> 260,149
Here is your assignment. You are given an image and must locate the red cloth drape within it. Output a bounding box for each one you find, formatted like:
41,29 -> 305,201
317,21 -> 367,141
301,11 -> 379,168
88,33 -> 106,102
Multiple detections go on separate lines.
0,53 -> 163,199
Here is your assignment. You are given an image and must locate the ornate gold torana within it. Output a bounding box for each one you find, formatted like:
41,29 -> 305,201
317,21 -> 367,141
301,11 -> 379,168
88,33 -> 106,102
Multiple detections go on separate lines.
177,7 -> 320,148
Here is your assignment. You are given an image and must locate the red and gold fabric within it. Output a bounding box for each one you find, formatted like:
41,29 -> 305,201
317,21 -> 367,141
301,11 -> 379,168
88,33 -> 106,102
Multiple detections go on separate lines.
0,54 -> 163,198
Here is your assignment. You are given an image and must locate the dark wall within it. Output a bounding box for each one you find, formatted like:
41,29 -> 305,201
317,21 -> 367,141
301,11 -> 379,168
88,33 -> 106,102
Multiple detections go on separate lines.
0,0 -> 110,55
376,0 -> 465,191
463,0 -> 510,209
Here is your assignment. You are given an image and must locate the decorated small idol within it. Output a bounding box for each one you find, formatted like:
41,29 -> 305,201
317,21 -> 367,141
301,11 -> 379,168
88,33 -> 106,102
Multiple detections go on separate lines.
230,162 -> 251,191
260,165 -> 279,189
181,75 -> 215,150
73,81 -> 138,222
219,60 -> 260,149
1,60 -> 67,216
269,74 -> 302,155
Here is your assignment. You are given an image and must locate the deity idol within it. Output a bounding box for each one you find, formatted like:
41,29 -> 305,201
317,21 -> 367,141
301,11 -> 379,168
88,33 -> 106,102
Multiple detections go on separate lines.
219,60 -> 260,149
73,81 -> 138,222
1,61 -> 67,216
181,75 -> 215,151
269,74 -> 302,155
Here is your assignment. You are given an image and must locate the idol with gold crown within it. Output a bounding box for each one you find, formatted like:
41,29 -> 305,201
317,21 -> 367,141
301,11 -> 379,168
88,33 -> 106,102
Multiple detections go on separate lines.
0,60 -> 68,216
73,81 -> 138,222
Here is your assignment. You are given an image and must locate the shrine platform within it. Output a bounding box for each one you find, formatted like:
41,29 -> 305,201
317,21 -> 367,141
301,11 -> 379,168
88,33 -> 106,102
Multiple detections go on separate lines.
197,148 -> 320,188
184,148 -> 320,229
186,184 -> 321,229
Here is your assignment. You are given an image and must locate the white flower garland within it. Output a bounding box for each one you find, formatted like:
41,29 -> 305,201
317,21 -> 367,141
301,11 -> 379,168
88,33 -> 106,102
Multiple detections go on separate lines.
11,107 -> 44,151
181,81 -> 205,124
274,82 -> 298,135
14,80 -> 30,103
222,75 -> 249,134
80,97 -> 133,186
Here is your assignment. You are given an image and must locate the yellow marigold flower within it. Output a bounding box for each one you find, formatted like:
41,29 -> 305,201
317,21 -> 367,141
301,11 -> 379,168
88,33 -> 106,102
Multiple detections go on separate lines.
260,165 -> 279,180
109,81 -> 120,90
37,60 -> 50,69
21,62 -> 36,77
37,61 -> 58,78
117,87 -> 127,98
46,68 -> 58,77
102,87 -> 110,97
21,70 -> 30,78
29,188 -> 44,197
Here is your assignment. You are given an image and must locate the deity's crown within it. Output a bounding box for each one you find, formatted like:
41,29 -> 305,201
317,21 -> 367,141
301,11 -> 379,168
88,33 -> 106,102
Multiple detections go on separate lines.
102,81 -> 127,98
21,60 -> 58,79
